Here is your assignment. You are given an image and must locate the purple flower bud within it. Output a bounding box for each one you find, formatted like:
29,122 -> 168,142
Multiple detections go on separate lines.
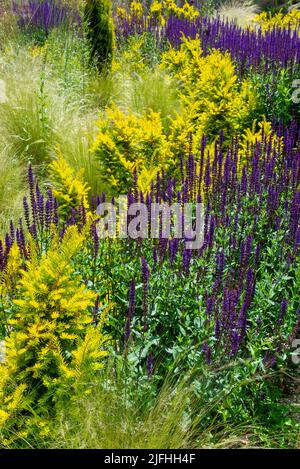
59,224 -> 66,240
92,295 -> 100,325
216,250 -> 225,281
230,329 -> 240,356
29,223 -> 37,240
38,193 -> 44,228
92,223 -> 99,260
23,196 -> 31,231
141,257 -> 150,331
241,167 -> 247,194
182,248 -> 191,274
204,158 -> 211,190
9,221 -> 15,244
205,296 -> 214,318
146,352 -> 154,377
278,299 -> 288,325
202,341 -> 212,364
28,164 -> 34,196
215,316 -> 221,340
53,198 -> 59,225
169,238 -> 179,264
255,243 -> 261,265
125,279 -> 136,343
208,215 -> 215,248
45,200 -> 51,230
16,221 -> 27,259
141,257 -> 150,285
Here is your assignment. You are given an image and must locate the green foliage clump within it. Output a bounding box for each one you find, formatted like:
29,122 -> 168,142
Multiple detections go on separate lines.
83,0 -> 115,73
249,69 -> 300,126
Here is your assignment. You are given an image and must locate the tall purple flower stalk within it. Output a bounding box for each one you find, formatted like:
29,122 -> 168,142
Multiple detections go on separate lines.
141,257 -> 150,332
117,14 -> 300,76
12,0 -> 81,35
125,279 -> 136,343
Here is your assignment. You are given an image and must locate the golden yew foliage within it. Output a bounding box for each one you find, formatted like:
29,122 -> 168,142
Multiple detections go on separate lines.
112,35 -> 147,74
117,1 -> 200,25
0,244 -> 22,299
238,119 -> 283,169
253,10 -> 300,33
161,36 -> 257,147
49,149 -> 90,218
92,37 -> 257,192
0,226 -> 108,443
92,105 -> 173,192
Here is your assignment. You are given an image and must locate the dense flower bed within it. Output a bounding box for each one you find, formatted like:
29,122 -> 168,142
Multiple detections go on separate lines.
0,0 -> 300,449
116,14 -> 300,74
12,0 -> 81,34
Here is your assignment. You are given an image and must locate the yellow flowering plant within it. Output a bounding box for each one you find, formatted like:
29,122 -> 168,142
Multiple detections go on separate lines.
113,34 -> 147,74
116,6 -> 127,20
0,243 -> 23,337
150,0 -> 164,24
160,0 -> 200,21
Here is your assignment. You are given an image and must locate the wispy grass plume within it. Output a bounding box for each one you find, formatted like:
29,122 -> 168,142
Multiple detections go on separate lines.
217,1 -> 260,28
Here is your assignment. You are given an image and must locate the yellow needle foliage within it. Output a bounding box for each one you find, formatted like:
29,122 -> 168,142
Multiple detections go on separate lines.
0,226 -> 108,444
49,149 -> 90,219
92,36 -> 257,193
117,1 -> 200,25
238,119 -> 283,169
161,35 -> 257,147
92,105 -> 173,192
130,1 -> 144,19
0,243 -> 22,298
253,10 -> 300,33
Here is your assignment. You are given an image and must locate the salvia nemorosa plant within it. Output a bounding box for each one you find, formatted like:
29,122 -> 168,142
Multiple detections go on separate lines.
12,0 -> 81,37
1,121 -> 300,375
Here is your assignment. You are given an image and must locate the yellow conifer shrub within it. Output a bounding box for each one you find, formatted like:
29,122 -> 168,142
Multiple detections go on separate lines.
117,1 -> 200,25
91,106 -> 173,192
161,36 -> 257,147
0,243 -> 22,297
238,119 -> 283,169
130,0 -> 144,19
49,149 -> 90,219
253,10 -> 300,33
0,243 -> 23,336
0,226 -> 109,445
92,37 -> 258,193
